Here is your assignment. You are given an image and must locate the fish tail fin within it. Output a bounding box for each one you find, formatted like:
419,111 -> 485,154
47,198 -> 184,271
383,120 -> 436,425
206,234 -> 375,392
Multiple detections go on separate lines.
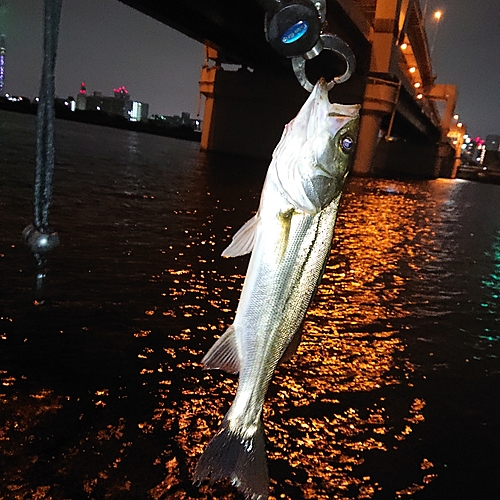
193,417 -> 269,499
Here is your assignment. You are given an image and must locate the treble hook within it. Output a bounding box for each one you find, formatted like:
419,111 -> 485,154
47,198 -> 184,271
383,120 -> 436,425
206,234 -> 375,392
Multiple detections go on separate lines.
291,33 -> 356,92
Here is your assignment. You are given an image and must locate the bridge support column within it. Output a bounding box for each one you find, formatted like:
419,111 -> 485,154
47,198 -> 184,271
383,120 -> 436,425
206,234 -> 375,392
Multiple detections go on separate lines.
352,0 -> 402,176
353,113 -> 383,176
428,84 -> 461,178
199,60 -> 306,159
352,76 -> 400,175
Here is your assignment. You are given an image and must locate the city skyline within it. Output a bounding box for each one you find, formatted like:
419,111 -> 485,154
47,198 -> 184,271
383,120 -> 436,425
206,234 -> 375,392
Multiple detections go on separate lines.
1,0 -> 499,138
2,0 -> 205,120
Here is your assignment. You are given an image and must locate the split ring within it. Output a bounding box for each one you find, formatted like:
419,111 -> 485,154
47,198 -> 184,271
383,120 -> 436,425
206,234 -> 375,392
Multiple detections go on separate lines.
291,33 -> 356,92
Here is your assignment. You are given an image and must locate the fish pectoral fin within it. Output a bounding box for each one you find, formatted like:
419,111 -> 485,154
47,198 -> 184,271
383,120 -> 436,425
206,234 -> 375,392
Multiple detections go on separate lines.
221,214 -> 259,258
201,325 -> 241,374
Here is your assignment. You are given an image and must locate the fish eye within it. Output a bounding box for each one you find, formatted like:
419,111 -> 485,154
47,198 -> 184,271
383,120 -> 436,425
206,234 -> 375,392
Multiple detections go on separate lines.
340,136 -> 354,154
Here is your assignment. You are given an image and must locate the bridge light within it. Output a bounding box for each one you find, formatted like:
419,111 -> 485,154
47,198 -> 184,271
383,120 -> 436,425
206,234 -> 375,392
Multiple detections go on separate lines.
416,93 -> 423,99
414,82 -> 421,88
400,43 -> 408,50
457,122 -> 463,128
409,66 -> 416,73
434,10 -> 442,21
453,114 -> 459,120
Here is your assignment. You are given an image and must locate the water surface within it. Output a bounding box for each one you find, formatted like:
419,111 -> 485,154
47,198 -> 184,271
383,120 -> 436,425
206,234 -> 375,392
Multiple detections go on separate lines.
1,110 -> 499,499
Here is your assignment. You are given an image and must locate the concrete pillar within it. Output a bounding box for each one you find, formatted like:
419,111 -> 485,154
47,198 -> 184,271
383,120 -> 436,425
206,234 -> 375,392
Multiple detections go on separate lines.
351,0 -> 401,175
199,64 -> 217,153
371,0 -> 399,72
352,76 -> 400,175
428,84 -> 457,137
428,84 -> 459,178
353,113 -> 383,175
199,60 -> 306,160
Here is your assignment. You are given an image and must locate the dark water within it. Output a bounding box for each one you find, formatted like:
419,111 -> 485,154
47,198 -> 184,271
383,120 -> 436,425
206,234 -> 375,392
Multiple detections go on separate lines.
1,110 -> 499,499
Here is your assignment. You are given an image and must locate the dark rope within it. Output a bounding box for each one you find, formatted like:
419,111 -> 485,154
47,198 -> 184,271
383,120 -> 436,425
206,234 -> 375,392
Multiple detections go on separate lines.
35,0 -> 62,230
23,0 -> 62,298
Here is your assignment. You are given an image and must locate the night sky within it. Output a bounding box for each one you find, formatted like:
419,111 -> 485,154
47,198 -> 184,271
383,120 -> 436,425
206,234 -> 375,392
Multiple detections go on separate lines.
2,0 -> 499,138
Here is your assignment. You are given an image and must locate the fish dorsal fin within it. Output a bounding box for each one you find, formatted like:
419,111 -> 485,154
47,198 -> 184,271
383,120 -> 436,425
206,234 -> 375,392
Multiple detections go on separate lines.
221,214 -> 259,258
201,325 -> 241,374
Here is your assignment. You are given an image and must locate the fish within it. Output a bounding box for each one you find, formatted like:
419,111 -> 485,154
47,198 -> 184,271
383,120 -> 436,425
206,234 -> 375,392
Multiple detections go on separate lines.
193,78 -> 360,499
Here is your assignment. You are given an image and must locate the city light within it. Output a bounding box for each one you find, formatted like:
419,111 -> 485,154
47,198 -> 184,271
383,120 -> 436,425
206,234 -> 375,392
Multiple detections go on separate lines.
430,9 -> 444,54
113,85 -> 129,95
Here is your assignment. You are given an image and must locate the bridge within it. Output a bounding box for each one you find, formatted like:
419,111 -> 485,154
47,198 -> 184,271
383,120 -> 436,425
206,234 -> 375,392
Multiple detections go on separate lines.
118,0 -> 461,178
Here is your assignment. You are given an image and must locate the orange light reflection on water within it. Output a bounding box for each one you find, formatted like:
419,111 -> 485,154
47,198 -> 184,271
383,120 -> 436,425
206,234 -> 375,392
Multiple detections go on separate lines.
0,180 -> 443,499
142,181 -> 435,499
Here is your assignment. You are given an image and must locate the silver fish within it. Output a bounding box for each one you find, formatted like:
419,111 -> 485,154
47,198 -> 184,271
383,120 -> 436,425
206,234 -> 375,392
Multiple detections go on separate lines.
194,79 -> 360,499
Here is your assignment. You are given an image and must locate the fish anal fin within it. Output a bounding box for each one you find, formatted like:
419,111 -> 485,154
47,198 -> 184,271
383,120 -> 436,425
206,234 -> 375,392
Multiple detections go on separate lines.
221,214 -> 259,258
201,325 -> 241,374
193,417 -> 269,500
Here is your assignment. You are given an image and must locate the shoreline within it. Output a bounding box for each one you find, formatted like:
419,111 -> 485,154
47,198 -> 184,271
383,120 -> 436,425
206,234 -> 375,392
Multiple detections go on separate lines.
0,100 -> 202,143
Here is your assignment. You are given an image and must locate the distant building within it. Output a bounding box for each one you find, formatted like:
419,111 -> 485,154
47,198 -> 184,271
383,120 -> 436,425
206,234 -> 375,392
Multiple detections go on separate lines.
484,135 -> 500,171
129,100 -> 149,122
485,135 -> 500,152
75,82 -> 149,121
151,111 -> 201,131
75,81 -> 87,110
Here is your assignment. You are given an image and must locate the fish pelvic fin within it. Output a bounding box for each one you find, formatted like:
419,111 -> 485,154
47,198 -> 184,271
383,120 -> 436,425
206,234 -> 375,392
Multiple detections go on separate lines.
221,214 -> 259,258
201,325 -> 241,374
193,417 -> 269,500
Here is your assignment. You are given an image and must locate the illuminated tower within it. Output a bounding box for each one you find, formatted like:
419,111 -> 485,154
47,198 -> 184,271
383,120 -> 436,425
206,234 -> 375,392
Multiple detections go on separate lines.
0,34 -> 5,95
0,1 -> 5,95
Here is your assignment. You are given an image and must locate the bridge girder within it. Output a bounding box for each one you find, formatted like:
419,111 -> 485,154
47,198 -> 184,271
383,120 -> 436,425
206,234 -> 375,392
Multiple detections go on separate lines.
118,0 -> 451,176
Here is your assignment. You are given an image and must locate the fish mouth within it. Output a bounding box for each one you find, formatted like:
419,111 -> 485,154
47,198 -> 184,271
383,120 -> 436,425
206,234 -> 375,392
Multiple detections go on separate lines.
315,79 -> 360,118
312,78 -> 331,101
328,103 -> 361,118
316,77 -> 329,89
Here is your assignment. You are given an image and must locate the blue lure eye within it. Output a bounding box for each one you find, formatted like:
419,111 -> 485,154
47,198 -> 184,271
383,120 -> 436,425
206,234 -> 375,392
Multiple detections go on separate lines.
281,20 -> 309,45
341,136 -> 354,153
